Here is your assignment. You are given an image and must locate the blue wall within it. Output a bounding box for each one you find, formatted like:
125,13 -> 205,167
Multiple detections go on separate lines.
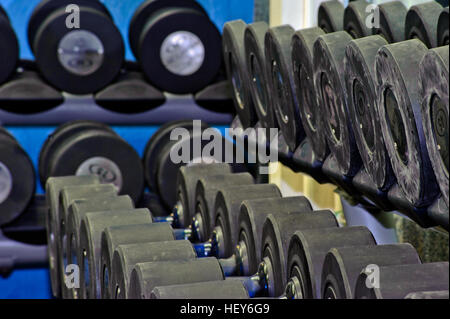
0,0 -> 254,61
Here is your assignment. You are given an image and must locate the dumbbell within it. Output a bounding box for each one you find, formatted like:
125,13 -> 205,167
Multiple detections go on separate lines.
317,0 -> 345,33
27,0 -> 124,94
438,7 -> 449,46
0,5 -> 19,86
419,46 -> 449,209
128,0 -> 222,94
45,175 -> 102,298
149,209 -> 339,299
405,1 -> 444,48
265,25 -> 306,152
321,244 -> 421,299
65,194 -> 135,299
285,226 -> 376,299
292,27 -> 329,162
0,127 -> 35,226
343,35 -> 395,191
143,120 -> 229,209
151,280 -> 250,299
375,39 -> 440,207
39,120 -> 144,203
56,183 -> 122,298
223,20 -> 257,128
355,262 -> 449,299
244,22 -> 275,138
314,30 -> 362,177
78,208 -> 153,299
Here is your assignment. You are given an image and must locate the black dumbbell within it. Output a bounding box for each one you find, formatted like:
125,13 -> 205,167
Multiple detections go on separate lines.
27,0 -> 124,94
65,194 -> 134,299
292,27 -> 329,162
374,1 -> 408,43
0,5 -> 19,86
39,120 -> 144,203
321,244 -> 421,299
45,175 -> 101,298
129,0 -> 222,94
0,127 -> 35,226
223,20 -> 257,128
285,226 -> 376,299
129,258 -> 226,299
419,46 -> 449,209
344,0 -> 373,39
265,25 -> 306,152
57,183 -> 120,298
438,7 -> 449,46
100,222 -> 180,299
172,163 -> 232,229
343,35 -> 396,192
405,1 -> 443,48
244,22 -> 274,136
355,262 -> 449,299
151,280 -> 250,299
110,240 -> 199,299
318,0 -> 345,33
314,31 -> 362,177
79,208 -> 153,299
193,172 -> 255,242
375,39 -> 440,207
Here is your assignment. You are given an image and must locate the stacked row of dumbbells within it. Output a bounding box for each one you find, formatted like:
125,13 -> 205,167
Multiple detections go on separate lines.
47,161 -> 448,299
223,0 -> 449,217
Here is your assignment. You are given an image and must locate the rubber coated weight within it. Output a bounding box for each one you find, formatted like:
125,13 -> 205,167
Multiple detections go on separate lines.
39,120 -> 115,188
111,240 -> 196,299
286,226 -> 375,299
194,173 -> 255,242
355,262 -> 449,299
100,223 -> 176,299
41,121 -> 144,203
405,1 -> 443,48
314,31 -> 362,177
45,175 -> 99,298
135,4 -> 222,94
151,280 -> 249,299
374,1 -> 407,43
317,0 -> 345,33
156,128 -> 233,209
213,184 -> 282,258
0,5 -> 9,21
27,0 -> 112,51
261,210 -> 338,297
223,20 -> 257,128
237,197 -> 313,276
438,7 -> 449,46
143,120 -> 209,206
344,0 -> 373,39
292,27 -> 328,161
175,163 -> 231,228
129,0 -> 207,58
321,244 -> 421,299
344,35 -> 395,191
0,131 -> 35,226
58,184 -> 118,298
0,6 -> 18,85
244,22 -> 274,132
79,209 -> 152,299
65,195 -> 134,299
266,25 -> 306,152
419,46 -> 449,206
375,39 -> 440,207
129,258 -> 225,299
32,5 -> 124,94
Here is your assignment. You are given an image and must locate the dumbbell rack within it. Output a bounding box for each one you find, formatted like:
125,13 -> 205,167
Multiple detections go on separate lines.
231,116 -> 449,232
